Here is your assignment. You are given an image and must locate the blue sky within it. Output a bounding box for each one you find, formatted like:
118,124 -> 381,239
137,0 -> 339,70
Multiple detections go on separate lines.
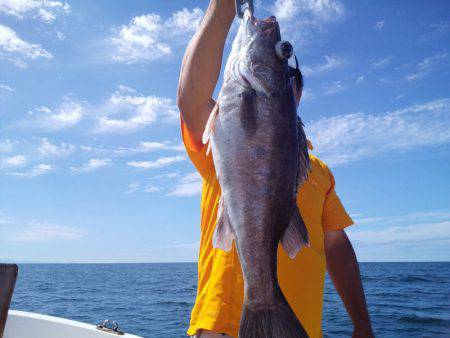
0,0 -> 449,263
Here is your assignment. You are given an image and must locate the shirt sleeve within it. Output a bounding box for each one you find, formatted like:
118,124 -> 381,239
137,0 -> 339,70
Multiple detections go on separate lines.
180,116 -> 214,178
322,166 -> 354,232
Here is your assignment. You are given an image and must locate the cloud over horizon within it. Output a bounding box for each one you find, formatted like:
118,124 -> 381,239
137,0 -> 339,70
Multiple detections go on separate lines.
307,98 -> 450,166
5,221 -> 85,242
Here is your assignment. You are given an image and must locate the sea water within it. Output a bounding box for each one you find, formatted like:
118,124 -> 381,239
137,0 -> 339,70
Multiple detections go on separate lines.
9,262 -> 450,337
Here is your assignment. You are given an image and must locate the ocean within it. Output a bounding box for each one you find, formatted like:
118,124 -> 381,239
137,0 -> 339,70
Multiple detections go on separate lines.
9,262 -> 450,337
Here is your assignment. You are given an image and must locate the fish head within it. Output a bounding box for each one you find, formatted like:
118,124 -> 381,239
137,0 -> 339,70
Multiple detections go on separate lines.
231,9 -> 292,96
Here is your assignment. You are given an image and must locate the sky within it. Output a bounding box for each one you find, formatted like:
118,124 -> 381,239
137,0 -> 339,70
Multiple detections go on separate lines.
0,0 -> 449,263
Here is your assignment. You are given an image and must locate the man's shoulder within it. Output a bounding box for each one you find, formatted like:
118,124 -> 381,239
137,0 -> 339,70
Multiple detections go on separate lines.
308,153 -> 330,173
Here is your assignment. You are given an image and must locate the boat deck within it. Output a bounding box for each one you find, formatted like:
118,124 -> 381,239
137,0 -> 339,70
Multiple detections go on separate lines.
4,310 -> 142,338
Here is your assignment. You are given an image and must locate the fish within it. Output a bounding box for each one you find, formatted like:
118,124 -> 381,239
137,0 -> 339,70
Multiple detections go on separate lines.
202,9 -> 311,338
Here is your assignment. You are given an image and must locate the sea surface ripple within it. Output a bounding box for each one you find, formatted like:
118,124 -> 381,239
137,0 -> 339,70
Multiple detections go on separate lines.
10,262 -> 450,337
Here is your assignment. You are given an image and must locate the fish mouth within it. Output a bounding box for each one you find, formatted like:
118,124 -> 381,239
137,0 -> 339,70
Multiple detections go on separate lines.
245,10 -> 278,35
255,16 -> 277,35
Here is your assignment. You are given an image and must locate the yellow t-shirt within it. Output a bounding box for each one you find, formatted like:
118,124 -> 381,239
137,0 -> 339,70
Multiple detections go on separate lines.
181,120 -> 354,338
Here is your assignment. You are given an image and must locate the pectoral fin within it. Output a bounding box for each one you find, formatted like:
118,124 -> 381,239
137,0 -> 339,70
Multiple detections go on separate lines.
212,196 -> 234,252
281,206 -> 310,259
202,103 -> 220,155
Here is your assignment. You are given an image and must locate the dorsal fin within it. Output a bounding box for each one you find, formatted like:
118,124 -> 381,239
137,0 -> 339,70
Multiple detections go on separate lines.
295,115 -> 311,195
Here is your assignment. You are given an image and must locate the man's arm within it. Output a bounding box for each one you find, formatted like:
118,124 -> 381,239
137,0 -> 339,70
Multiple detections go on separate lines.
324,229 -> 374,338
177,0 -> 235,148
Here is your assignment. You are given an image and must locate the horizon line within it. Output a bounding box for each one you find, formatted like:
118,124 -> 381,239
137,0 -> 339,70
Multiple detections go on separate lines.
3,260 -> 449,264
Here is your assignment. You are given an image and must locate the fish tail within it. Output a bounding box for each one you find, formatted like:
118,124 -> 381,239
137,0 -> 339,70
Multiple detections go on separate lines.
239,298 -> 308,338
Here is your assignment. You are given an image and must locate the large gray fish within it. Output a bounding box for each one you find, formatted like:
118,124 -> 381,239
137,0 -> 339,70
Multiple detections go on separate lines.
202,9 -> 311,338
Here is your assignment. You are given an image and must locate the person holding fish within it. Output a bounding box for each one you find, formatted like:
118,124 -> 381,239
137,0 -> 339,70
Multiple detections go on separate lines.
177,1 -> 374,337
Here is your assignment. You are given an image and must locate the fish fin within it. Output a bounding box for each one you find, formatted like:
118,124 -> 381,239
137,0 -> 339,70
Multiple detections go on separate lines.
202,103 -> 219,146
240,89 -> 257,137
206,138 -> 212,156
295,115 -> 311,194
0,263 -> 18,331
240,297 -> 309,338
212,197 -> 234,252
281,206 -> 310,259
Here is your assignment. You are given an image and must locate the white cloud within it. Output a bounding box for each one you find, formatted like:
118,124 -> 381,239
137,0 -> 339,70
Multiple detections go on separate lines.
372,57 -> 392,68
127,155 -> 185,169
349,221 -> 450,244
113,141 -> 184,155
0,83 -> 14,91
405,73 -> 421,81
126,182 -> 160,194
323,81 -> 345,95
0,216 -> 12,225
353,210 -> 450,226
306,98 -> 450,166
428,21 -> 450,37
405,52 -> 448,81
302,55 -> 343,76
10,221 -> 85,242
0,24 -> 52,67
38,138 -> 75,156
126,182 -> 140,194
56,31 -> 65,41
274,0 -> 344,22
97,86 -> 178,132
70,158 -> 112,173
12,87 -> 176,133
26,97 -> 85,130
347,210 -> 450,261
417,52 -> 447,68
356,75 -> 365,83
0,0 -> 70,23
151,172 -> 179,180
374,21 -> 385,30
115,142 -> 164,154
0,139 -> 17,152
273,0 -> 344,44
11,163 -> 53,177
111,7 -> 203,63
144,185 -> 160,193
80,145 -> 108,153
300,88 -> 315,101
37,8 -> 55,22
168,172 -> 202,197
2,154 -> 26,166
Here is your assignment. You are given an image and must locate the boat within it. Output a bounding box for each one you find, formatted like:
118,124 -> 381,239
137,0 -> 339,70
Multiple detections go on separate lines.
1,264 -> 142,338
4,311 -> 142,338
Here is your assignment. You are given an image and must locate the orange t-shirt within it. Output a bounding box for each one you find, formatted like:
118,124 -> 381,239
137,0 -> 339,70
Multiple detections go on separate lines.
181,120 -> 354,338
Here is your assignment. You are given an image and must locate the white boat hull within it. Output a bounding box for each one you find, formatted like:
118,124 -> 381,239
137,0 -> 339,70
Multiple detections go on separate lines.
4,310 -> 142,338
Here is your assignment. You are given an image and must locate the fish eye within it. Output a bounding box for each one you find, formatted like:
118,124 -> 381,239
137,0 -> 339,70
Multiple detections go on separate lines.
275,41 -> 293,60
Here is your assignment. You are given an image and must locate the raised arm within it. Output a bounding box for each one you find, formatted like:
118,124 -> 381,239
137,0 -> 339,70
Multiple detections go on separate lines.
177,0 -> 235,148
324,229 -> 374,338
